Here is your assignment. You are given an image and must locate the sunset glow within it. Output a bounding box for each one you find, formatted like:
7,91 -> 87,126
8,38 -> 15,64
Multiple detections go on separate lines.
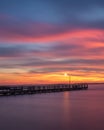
0,0 -> 104,85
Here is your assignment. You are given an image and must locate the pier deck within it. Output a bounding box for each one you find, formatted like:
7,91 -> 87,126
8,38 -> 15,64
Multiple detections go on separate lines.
0,83 -> 88,96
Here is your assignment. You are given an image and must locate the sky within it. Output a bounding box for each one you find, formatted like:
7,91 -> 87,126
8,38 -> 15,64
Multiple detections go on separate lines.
0,0 -> 104,85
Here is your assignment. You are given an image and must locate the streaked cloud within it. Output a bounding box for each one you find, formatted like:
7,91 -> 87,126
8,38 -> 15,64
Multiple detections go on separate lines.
0,0 -> 104,84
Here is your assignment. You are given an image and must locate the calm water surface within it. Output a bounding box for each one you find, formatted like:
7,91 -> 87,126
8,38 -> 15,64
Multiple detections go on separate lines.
0,84 -> 104,130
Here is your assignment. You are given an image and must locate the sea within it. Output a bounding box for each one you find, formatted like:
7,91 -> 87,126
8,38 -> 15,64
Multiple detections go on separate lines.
0,84 -> 104,130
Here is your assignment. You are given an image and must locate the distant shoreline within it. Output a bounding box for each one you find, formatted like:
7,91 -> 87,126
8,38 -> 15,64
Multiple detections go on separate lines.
88,83 -> 104,85
0,82 -> 104,87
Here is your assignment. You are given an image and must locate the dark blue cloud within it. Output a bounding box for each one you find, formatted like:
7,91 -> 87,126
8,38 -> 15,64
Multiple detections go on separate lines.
0,0 -> 104,42
0,0 -> 104,30
0,44 -> 26,57
0,43 -> 53,57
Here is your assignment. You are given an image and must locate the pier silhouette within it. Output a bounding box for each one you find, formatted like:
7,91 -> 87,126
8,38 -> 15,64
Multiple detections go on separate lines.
0,83 -> 88,96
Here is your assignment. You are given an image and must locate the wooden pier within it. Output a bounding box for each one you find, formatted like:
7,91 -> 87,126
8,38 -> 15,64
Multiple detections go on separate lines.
0,83 -> 88,96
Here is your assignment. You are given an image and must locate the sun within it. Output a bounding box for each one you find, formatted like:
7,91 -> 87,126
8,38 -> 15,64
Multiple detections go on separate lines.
64,73 -> 68,77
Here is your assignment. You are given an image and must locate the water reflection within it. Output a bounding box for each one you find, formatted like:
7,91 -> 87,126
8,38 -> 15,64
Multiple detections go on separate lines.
0,85 -> 104,130
62,92 -> 71,129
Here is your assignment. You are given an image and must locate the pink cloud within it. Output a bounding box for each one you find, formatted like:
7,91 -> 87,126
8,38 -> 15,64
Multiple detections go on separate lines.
0,27 -> 104,43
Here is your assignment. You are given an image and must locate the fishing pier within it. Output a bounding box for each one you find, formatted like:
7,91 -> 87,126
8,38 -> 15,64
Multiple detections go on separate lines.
0,83 -> 88,96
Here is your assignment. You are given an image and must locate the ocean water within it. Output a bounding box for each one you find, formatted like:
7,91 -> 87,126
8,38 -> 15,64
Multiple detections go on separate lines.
0,84 -> 104,130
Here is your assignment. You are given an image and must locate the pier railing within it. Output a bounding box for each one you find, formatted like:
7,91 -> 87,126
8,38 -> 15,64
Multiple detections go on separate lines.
0,83 -> 88,96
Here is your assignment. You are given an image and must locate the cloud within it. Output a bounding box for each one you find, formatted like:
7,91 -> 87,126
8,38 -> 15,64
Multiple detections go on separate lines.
0,44 -> 28,57
0,0 -> 104,84
0,1 -> 104,43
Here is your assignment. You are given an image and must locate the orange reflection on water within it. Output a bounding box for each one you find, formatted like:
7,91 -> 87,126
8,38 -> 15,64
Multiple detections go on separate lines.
62,92 -> 71,129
